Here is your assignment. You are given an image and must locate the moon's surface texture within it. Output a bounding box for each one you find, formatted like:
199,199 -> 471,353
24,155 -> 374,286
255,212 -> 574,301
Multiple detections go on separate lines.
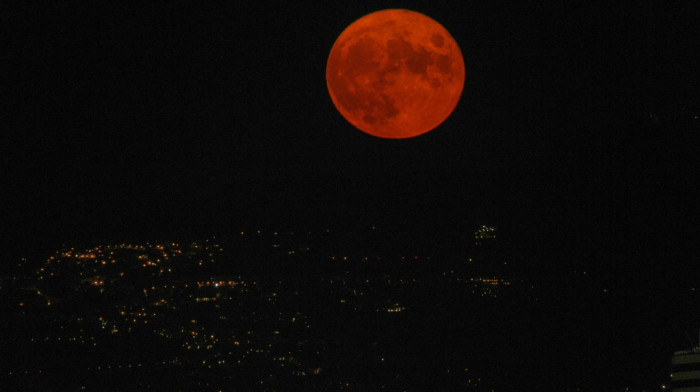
326,9 -> 465,139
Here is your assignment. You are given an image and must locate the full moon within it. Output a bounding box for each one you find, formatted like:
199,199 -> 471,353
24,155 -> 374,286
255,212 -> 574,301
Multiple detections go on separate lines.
326,9 -> 465,139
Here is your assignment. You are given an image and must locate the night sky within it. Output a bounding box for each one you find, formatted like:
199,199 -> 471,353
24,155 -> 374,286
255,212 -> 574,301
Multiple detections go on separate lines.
4,2 -> 699,291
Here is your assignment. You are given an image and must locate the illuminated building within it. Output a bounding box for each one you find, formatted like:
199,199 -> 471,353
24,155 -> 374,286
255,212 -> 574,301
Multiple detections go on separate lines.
474,225 -> 496,246
671,335 -> 700,391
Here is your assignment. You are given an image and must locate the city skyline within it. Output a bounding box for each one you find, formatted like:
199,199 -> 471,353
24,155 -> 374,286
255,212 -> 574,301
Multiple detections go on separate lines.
4,224 -> 694,390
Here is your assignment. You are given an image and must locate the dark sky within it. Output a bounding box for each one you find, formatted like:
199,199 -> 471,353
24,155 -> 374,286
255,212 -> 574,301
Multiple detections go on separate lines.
3,1 -> 699,272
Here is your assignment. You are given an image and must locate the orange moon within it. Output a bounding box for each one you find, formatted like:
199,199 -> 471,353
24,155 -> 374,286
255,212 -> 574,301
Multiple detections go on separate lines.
326,9 -> 465,139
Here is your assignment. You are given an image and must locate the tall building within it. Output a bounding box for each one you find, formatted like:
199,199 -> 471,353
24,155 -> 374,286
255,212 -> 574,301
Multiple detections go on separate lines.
473,225 -> 496,247
471,225 -> 502,274
671,337 -> 700,391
